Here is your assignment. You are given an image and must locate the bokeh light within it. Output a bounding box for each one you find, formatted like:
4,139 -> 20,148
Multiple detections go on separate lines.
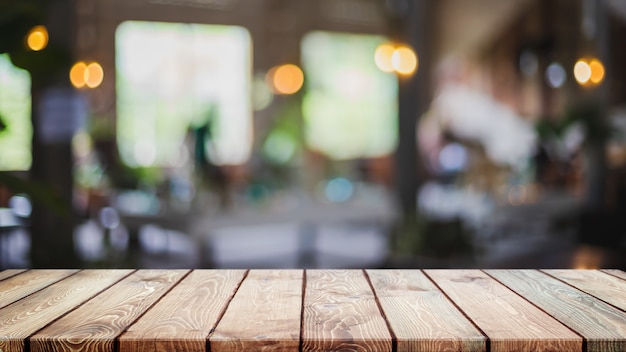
70,61 -> 104,88
252,73 -> 273,110
99,207 -> 121,229
391,46 -> 418,75
26,25 -> 48,51
374,44 -> 395,72
85,62 -> 104,88
574,60 -> 592,85
519,51 -> 538,77
267,64 -> 304,95
9,195 -> 32,218
70,61 -> 87,88
439,143 -> 468,172
324,177 -> 354,203
589,59 -> 605,85
72,131 -> 94,160
545,62 -> 566,88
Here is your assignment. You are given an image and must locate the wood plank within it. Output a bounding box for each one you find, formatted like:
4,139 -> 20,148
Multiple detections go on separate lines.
488,269 -> 626,352
302,270 -> 392,352
0,270 -> 133,352
544,269 -> 626,311
30,270 -> 188,352
120,270 -> 246,352
425,270 -> 582,352
366,270 -> 486,352
602,269 -> 626,281
0,269 -> 28,281
210,270 -> 302,352
0,269 -> 78,309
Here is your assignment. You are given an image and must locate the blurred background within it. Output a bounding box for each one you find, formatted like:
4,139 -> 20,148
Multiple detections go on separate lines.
1,0 -> 625,270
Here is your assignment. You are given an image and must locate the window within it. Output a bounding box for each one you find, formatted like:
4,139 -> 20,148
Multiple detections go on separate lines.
0,54 -> 31,171
301,31 -> 397,160
116,21 -> 252,167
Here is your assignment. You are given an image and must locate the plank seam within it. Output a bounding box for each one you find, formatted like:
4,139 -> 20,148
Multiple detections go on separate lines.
539,269 -> 626,313
206,269 -> 250,352
422,270 -> 491,352
3,269 -> 85,352
115,269 -> 193,352
24,269 -> 137,352
362,269 -> 397,352
483,270 -> 587,352
0,269 -> 82,310
299,269 -> 307,352
600,269 -> 626,282
0,269 -> 29,282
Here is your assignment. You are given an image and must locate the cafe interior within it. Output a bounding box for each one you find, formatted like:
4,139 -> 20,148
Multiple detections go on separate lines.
1,0 -> 625,269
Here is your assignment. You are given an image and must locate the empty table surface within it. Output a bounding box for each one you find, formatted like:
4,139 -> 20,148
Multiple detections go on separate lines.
0,269 -> 625,351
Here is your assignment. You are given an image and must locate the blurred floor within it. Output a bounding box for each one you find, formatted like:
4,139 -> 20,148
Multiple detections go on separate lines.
1,188 -> 625,270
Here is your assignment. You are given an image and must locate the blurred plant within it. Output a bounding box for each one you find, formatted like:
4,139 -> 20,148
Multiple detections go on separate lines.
0,172 -> 68,215
536,101 -> 611,144
562,101 -> 611,144
0,113 -> 6,132
255,93 -> 304,189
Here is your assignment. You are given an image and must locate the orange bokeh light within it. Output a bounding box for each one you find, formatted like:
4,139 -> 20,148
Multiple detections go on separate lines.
26,25 -> 48,51
268,64 -> 304,95
70,61 -> 104,89
70,62 -> 88,88
589,59 -> 605,85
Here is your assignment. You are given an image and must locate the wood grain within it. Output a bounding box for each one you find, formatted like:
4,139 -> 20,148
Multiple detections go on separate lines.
0,270 -> 133,352
0,269 -> 28,281
602,269 -> 626,281
488,269 -> 626,352
367,270 -> 486,352
302,270 -> 392,352
0,269 -> 78,309
543,269 -> 626,311
425,269 -> 581,352
119,270 -> 246,352
30,270 -> 188,352
210,270 -> 302,352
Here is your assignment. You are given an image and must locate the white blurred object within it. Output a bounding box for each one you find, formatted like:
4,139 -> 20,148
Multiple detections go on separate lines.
433,83 -> 537,168
545,63 -> 567,88
99,207 -> 120,229
439,143 -> 468,172
418,181 -> 494,226
74,220 -> 106,261
9,195 -> 32,218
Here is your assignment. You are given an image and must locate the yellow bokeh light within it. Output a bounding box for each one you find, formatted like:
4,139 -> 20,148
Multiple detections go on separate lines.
70,61 -> 87,88
589,59 -> 605,84
574,60 -> 592,85
86,62 -> 104,88
26,25 -> 48,51
391,46 -> 418,75
269,64 -> 304,95
374,44 -> 395,72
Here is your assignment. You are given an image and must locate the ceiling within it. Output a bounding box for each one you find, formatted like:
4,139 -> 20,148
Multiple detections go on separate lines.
435,0 -> 534,60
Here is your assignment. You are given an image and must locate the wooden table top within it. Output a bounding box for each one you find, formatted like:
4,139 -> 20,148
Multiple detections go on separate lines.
0,269 -> 625,352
